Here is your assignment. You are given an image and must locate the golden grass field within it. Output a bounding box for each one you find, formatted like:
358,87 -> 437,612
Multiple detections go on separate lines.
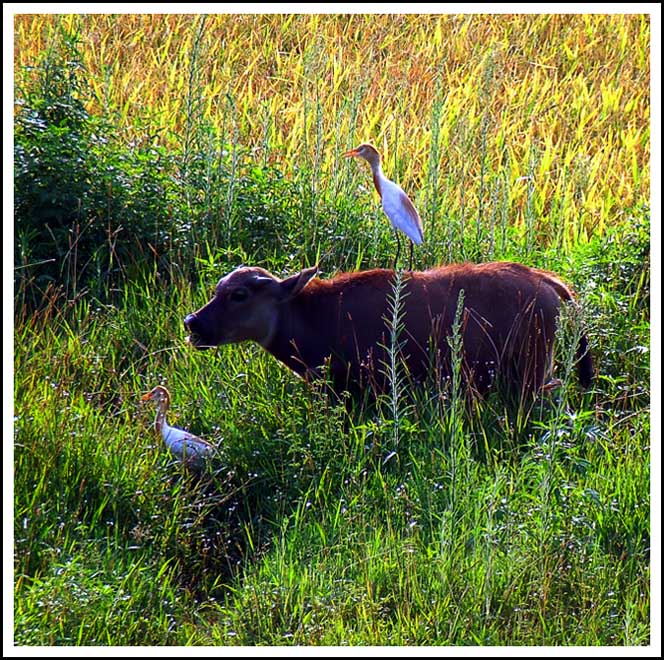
14,13 -> 650,246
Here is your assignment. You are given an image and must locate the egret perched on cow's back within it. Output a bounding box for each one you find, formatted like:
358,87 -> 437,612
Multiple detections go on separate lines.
141,385 -> 216,470
344,143 -> 424,270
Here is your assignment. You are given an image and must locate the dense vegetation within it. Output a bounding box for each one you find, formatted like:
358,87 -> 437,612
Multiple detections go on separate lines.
13,14 -> 651,646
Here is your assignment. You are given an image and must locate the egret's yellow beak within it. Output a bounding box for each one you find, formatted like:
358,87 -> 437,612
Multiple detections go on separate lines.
343,148 -> 359,158
141,392 -> 153,402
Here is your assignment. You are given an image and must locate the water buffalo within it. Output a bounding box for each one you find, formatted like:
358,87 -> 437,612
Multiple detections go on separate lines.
184,262 -> 592,400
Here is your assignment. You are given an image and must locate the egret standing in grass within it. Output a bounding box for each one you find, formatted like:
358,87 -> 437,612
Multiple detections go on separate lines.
142,385 -> 216,470
344,143 -> 424,270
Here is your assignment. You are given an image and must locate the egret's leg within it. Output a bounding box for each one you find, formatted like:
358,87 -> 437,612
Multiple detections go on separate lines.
393,231 -> 401,270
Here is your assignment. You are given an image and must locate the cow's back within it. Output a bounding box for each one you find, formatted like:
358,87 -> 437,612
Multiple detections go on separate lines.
297,263 -> 566,394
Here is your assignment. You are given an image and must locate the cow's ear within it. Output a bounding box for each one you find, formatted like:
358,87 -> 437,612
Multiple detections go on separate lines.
276,266 -> 318,302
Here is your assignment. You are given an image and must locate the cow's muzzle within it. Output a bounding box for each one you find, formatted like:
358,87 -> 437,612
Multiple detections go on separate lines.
183,313 -> 210,349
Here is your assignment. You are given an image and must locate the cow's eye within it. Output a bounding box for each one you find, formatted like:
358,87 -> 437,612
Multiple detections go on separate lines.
230,288 -> 249,303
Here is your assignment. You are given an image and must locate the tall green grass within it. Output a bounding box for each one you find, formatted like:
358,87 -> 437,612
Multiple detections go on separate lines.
12,12 -> 651,648
13,220 -> 651,646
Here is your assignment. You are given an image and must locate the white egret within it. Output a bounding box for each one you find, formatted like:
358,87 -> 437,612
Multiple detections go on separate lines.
344,143 -> 424,270
141,386 -> 216,469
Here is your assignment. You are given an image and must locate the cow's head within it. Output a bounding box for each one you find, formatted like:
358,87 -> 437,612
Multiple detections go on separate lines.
184,265 -> 318,349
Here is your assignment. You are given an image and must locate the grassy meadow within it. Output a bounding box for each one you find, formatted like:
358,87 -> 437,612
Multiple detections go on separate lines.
12,13 -> 652,647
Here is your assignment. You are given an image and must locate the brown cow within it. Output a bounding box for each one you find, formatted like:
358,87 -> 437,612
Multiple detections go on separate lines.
184,262 -> 593,400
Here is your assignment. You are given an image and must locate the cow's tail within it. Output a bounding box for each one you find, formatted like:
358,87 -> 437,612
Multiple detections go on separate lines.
576,331 -> 594,389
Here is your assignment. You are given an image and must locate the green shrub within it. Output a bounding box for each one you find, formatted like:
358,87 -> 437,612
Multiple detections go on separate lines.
14,28 -> 185,306
13,29 -> 369,312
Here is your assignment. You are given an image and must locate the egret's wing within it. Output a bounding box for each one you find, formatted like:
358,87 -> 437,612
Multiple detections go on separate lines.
381,179 -> 424,245
397,190 -> 424,244
163,426 -> 215,460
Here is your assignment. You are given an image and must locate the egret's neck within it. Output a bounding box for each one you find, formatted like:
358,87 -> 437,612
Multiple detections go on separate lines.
153,402 -> 167,434
362,154 -> 384,196
371,166 -> 386,198
364,155 -> 382,177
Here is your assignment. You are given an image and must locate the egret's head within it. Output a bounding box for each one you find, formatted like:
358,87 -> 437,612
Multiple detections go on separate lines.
141,385 -> 171,405
343,143 -> 381,167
